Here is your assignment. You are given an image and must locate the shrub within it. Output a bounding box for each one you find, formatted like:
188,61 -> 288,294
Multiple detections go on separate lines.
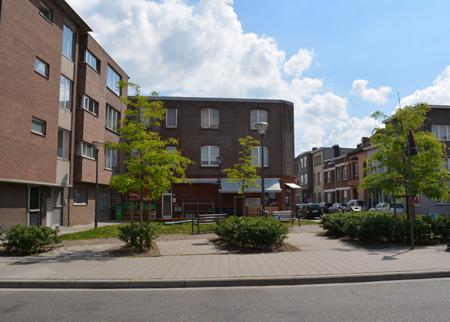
4,225 -> 60,254
216,216 -> 288,250
118,222 -> 160,252
321,212 -> 450,245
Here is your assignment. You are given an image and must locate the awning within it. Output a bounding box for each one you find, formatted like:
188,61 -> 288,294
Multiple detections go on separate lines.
219,178 -> 281,193
285,183 -> 301,189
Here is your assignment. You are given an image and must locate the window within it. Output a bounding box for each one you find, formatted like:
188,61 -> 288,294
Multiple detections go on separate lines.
104,147 -> 118,170
353,163 -> 359,179
299,158 -> 303,169
447,158 -> 450,171
201,146 -> 220,167
38,1 -> 53,22
343,165 -> 348,180
59,75 -> 72,110
336,167 -> 342,181
251,146 -> 269,167
62,24 -> 74,60
432,125 -> 450,141
85,50 -> 100,72
166,108 -> 177,128
31,117 -> 46,136
106,105 -> 120,132
317,172 -> 321,185
57,128 -> 70,160
250,109 -> 268,129
313,155 -> 322,166
81,95 -> 99,116
303,157 -> 307,168
106,65 -> 121,96
304,174 -> 307,185
80,141 -> 95,159
34,57 -> 49,78
73,186 -> 87,204
201,108 -> 219,129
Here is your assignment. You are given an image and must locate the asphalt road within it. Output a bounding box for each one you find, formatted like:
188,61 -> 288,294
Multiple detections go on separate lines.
1,279 -> 450,321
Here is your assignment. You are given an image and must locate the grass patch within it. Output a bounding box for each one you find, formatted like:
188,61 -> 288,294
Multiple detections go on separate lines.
60,222 -> 217,241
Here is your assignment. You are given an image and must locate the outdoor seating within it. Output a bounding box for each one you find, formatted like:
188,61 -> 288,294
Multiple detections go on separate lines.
191,213 -> 227,234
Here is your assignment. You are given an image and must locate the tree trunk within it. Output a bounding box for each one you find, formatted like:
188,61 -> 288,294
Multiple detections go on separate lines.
139,199 -> 144,252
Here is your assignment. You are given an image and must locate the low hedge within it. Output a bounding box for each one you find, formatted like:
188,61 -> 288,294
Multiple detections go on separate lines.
2,224 -> 61,254
321,212 -> 450,244
216,216 -> 288,250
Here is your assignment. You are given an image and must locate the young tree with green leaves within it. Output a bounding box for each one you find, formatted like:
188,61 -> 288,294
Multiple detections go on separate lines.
222,136 -> 260,216
107,83 -> 191,226
364,103 -> 449,206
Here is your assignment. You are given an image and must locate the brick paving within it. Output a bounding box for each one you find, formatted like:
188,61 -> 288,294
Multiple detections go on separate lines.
0,226 -> 449,282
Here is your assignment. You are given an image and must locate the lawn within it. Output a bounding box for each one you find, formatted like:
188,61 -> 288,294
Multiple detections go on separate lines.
60,219 -> 318,241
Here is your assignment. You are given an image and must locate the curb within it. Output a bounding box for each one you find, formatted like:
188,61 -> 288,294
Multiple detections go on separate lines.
1,271 -> 450,289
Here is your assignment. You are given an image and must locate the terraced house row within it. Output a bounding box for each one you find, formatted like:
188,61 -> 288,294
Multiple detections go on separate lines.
0,0 -> 297,227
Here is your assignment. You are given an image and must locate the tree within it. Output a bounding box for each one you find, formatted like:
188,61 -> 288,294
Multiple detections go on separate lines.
222,136 -> 260,216
364,103 -> 449,204
108,83 -> 191,225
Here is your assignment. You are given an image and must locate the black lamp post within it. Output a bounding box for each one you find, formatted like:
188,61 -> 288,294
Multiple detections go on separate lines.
93,140 -> 103,229
255,121 -> 268,216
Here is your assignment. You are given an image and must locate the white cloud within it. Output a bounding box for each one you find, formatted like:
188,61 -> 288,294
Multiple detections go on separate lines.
68,0 -> 378,153
401,66 -> 450,106
351,79 -> 392,105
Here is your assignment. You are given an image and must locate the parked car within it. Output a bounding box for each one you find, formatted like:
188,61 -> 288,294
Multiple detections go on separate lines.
299,203 -> 323,218
346,199 -> 367,212
319,202 -> 333,214
369,202 -> 405,213
329,203 -> 352,213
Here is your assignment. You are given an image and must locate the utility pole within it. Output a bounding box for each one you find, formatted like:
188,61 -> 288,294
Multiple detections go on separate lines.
406,129 -> 417,249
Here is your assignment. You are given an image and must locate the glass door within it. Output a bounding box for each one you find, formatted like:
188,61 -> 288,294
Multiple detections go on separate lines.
28,186 -> 41,226
162,193 -> 172,218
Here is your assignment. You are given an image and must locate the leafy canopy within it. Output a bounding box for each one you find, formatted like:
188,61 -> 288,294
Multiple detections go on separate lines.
222,136 -> 260,196
107,82 -> 191,201
364,103 -> 449,200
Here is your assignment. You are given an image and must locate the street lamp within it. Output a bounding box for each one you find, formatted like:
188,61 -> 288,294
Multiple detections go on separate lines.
255,121 -> 268,216
406,129 -> 417,249
92,140 -> 103,229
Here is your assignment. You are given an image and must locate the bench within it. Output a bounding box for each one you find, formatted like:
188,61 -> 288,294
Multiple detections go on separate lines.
191,213 -> 227,234
271,210 -> 301,226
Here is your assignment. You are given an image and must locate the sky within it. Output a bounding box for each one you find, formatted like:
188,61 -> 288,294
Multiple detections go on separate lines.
67,0 -> 450,154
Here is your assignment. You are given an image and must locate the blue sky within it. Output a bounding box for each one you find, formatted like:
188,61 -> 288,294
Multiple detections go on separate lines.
69,0 -> 450,153
233,0 -> 450,118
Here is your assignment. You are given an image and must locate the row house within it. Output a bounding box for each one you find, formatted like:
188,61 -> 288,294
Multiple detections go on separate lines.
0,0 -> 128,227
147,97 -> 298,218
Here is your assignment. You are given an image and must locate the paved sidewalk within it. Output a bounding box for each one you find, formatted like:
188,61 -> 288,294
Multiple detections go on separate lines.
0,227 -> 449,288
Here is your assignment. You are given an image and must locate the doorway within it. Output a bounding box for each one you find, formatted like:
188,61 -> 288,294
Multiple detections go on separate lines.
46,188 -> 63,227
28,186 -> 41,226
162,193 -> 173,219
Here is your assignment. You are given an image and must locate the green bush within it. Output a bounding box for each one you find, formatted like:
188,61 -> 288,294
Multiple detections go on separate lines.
321,212 -> 450,245
118,222 -> 160,252
4,225 -> 60,254
216,216 -> 288,250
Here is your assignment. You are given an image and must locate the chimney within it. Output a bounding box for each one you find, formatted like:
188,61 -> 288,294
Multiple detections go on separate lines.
312,147 -> 318,151
361,137 -> 370,147
332,144 -> 340,157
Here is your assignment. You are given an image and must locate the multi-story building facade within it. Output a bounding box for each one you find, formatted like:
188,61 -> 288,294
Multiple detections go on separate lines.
147,97 -> 298,218
295,152 -> 313,203
0,0 -> 127,227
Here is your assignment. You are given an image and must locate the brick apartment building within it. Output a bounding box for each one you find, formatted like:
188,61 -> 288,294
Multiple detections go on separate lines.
0,0 -> 128,227
141,97 -> 298,218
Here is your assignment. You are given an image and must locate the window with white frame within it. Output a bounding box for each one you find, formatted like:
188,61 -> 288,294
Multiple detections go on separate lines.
85,50 -> 100,72
303,157 -> 307,168
80,141 -> 95,159
343,165 -> 348,180
59,75 -> 72,110
304,174 -> 307,185
73,186 -> 87,204
104,147 -> 117,170
431,125 -> 450,141
250,109 -> 268,129
31,117 -> 46,136
106,65 -> 121,95
251,146 -> 269,167
201,108 -> 219,129
166,108 -> 177,128
299,158 -> 303,169
34,57 -> 49,78
336,167 -> 342,181
62,24 -> 74,60
201,146 -> 220,167
106,104 -> 120,132
81,95 -> 99,116
57,128 -> 70,160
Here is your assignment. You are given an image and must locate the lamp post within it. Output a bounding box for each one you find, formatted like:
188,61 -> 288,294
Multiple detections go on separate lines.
255,121 -> 268,216
92,140 -> 103,229
406,129 -> 417,249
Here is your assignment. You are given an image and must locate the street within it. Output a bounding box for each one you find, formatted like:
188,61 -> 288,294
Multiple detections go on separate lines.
1,278 -> 449,321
